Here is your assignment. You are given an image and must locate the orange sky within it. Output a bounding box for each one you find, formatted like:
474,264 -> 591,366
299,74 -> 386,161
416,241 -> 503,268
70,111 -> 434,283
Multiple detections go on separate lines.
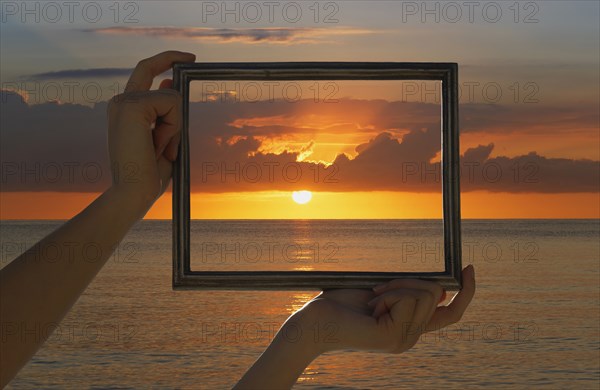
2,90 -> 598,219
1,191 -> 598,220
1,1 -> 598,221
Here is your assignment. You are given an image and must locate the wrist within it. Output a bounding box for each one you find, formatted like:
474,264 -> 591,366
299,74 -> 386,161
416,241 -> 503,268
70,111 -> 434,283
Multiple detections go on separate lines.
286,305 -> 337,357
289,298 -> 347,355
278,315 -> 324,361
105,185 -> 157,221
234,315 -> 322,390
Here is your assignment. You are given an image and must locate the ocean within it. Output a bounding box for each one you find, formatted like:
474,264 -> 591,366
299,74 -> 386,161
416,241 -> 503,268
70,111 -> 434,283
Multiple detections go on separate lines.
1,219 -> 599,389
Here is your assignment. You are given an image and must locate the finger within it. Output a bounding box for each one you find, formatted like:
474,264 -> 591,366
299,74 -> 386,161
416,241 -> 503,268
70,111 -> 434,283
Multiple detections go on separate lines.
322,288 -> 374,305
407,289 -> 437,333
159,78 -> 173,90
164,133 -> 181,162
373,279 -> 444,299
371,288 -> 436,332
157,156 -> 173,196
107,89 -> 182,147
153,115 -> 180,159
373,279 -> 444,321
403,292 -> 436,346
439,290 -> 447,303
426,265 -> 476,332
113,89 -> 181,159
125,51 -> 195,93
377,294 -> 417,330
114,89 -> 182,120
367,288 -> 447,307
371,293 -> 392,318
369,288 -> 415,318
153,78 -> 177,160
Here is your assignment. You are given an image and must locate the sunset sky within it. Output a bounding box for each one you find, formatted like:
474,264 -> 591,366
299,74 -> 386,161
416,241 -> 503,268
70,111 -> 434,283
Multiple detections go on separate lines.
1,1 -> 598,219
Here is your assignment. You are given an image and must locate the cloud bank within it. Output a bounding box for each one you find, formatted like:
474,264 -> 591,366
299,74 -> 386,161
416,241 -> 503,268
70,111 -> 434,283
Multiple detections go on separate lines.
26,68 -> 134,81
84,26 -> 375,45
1,90 -> 598,194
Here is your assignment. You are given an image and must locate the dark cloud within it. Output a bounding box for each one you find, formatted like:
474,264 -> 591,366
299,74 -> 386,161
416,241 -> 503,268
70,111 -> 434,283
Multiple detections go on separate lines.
1,90 -> 598,194
1,90 -> 110,191
187,98 -> 441,139
84,26 -> 375,45
25,68 -> 134,81
188,128 -> 599,194
461,102 -> 599,134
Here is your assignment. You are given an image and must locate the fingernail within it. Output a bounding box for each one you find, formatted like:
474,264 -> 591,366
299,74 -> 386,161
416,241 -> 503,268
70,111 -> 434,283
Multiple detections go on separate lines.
372,283 -> 387,293
167,143 -> 179,161
157,142 -> 168,158
439,290 -> 447,303
466,264 -> 475,279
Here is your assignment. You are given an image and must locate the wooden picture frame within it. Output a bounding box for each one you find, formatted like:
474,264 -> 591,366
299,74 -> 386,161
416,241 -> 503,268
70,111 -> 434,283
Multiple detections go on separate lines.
172,62 -> 462,290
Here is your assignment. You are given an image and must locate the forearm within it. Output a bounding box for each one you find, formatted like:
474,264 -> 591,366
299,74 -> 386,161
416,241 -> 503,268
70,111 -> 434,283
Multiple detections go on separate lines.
234,319 -> 322,390
0,186 -> 152,386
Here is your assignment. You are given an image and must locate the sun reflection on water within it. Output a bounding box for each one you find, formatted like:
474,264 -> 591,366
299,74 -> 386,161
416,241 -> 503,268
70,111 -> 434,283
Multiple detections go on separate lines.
287,292 -> 317,314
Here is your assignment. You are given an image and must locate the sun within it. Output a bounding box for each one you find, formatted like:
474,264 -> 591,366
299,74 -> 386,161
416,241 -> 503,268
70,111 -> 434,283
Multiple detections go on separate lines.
292,190 -> 312,205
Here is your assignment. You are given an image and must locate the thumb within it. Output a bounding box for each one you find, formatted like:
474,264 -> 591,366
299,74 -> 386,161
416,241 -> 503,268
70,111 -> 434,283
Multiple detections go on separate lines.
152,79 -> 179,161
159,78 -> 173,89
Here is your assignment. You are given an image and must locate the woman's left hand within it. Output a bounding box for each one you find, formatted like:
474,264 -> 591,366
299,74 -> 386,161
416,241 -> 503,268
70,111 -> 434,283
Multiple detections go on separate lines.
235,266 -> 475,389
289,265 -> 475,355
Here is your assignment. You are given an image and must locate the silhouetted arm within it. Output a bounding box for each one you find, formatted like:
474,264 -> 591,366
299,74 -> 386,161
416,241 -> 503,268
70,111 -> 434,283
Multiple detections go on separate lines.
0,50 -> 196,387
235,266 -> 476,389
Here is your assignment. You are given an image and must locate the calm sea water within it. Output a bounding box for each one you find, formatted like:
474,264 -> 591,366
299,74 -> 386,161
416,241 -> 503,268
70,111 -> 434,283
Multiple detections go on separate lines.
1,220 -> 599,389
